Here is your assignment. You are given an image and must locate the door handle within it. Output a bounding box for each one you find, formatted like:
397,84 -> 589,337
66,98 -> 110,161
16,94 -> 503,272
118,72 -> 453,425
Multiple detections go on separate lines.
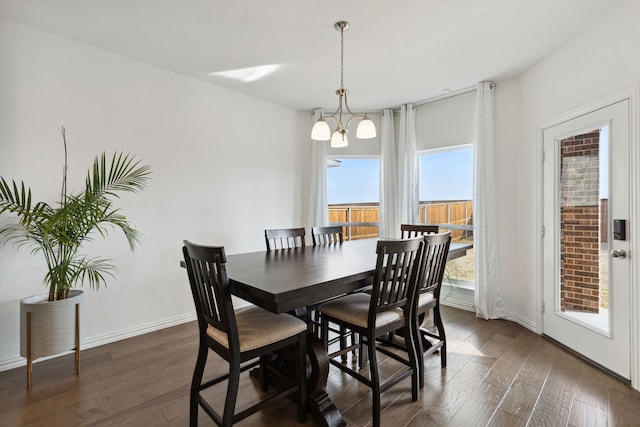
611,249 -> 627,259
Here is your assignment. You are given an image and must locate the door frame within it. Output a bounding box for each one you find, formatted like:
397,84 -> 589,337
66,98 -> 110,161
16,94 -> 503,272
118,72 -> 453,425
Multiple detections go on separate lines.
536,84 -> 640,390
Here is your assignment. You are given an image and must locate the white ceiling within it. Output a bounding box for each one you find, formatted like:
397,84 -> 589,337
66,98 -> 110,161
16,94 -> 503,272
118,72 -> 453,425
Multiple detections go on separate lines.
0,0 -> 625,111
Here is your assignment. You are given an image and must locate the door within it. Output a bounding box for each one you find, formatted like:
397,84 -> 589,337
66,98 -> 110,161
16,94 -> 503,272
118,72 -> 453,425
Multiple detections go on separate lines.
542,99 -> 630,380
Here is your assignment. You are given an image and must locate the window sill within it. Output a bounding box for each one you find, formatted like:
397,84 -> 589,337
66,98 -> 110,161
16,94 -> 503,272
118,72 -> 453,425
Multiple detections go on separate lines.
441,280 -> 475,312
444,279 -> 474,292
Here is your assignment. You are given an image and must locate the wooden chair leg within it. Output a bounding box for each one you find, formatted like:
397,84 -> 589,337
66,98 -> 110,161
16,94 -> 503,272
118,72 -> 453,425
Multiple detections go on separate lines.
358,339 -> 369,370
340,326 -> 348,363
368,333 -> 381,427
223,360 -> 241,427
406,319 -> 419,401
414,315 -> 425,390
321,316 -> 329,351
259,354 -> 269,392
351,332 -> 358,361
190,343 -> 208,427
434,307 -> 447,368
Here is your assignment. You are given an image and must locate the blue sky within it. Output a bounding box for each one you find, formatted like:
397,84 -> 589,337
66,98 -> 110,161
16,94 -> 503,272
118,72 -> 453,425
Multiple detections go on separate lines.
327,148 -> 473,204
327,158 -> 380,204
419,149 -> 473,201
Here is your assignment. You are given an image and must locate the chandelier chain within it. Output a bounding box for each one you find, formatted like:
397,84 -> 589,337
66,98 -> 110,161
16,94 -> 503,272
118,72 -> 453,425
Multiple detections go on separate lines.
340,24 -> 344,90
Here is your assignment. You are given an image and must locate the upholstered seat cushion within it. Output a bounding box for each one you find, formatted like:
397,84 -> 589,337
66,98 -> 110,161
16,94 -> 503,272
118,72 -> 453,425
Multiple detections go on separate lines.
318,293 -> 404,329
207,305 -> 307,352
417,291 -> 435,309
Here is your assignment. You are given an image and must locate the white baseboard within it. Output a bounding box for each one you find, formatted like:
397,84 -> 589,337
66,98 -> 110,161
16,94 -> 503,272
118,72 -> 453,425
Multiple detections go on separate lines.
83,312 -> 197,349
0,312 -> 197,373
440,285 -> 539,334
0,356 -> 24,373
441,299 -> 475,312
504,311 -> 538,332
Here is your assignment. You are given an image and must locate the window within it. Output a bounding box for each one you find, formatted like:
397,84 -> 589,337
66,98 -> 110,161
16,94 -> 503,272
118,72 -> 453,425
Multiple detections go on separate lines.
327,157 -> 380,240
419,145 -> 474,288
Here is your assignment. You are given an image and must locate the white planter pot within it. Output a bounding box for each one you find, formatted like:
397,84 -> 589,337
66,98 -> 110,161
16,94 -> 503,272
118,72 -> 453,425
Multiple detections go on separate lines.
20,289 -> 84,359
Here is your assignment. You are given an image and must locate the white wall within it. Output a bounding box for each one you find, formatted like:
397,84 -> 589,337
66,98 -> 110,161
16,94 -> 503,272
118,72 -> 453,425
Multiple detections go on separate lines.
496,0 -> 640,328
0,18 -> 307,370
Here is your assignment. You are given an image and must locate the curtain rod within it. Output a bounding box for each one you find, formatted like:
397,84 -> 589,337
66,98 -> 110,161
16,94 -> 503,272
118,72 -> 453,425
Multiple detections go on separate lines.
413,85 -> 477,107
311,83 -> 494,115
391,82 -> 494,113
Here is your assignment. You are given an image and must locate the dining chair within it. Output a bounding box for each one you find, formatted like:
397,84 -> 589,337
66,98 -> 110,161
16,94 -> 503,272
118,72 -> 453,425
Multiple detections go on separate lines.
412,232 -> 451,388
310,225 -> 354,361
311,225 -> 344,245
318,237 -> 425,427
265,228 -> 306,251
400,223 -> 440,238
376,224 -> 438,346
182,241 -> 308,427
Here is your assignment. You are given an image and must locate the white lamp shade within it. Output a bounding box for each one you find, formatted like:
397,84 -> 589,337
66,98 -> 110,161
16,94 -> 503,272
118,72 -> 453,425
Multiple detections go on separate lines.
311,119 -> 331,141
331,131 -> 348,148
356,118 -> 376,139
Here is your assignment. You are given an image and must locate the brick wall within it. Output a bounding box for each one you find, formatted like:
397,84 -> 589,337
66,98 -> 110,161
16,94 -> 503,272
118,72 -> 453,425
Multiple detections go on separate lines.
560,131 -> 600,313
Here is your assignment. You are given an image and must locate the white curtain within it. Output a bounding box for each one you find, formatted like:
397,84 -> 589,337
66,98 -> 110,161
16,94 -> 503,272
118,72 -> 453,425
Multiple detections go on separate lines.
309,109 -> 329,228
379,108 -> 398,238
398,103 -> 419,225
473,82 -> 505,320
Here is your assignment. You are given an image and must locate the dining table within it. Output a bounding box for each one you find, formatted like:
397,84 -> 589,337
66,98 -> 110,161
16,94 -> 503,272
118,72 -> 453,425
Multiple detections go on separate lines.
183,237 -> 472,427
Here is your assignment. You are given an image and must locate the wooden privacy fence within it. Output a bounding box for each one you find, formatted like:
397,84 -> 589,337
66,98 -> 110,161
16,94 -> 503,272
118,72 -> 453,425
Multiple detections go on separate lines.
329,200 -> 473,241
329,204 -> 379,240
420,200 -> 473,241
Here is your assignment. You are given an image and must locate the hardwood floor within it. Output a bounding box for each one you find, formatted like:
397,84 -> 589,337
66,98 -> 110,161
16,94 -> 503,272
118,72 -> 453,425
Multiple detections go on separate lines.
1,306 -> 639,426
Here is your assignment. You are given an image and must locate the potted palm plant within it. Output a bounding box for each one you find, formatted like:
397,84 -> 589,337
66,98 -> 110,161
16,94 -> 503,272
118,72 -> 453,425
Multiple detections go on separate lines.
0,127 -> 151,387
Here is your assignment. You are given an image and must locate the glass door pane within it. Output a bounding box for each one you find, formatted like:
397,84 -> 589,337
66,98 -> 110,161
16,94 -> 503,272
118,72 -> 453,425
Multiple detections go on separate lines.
559,127 -> 609,334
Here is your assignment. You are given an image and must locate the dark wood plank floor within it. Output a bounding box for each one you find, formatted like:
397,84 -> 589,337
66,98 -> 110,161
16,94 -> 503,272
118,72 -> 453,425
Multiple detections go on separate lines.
1,306 -> 639,426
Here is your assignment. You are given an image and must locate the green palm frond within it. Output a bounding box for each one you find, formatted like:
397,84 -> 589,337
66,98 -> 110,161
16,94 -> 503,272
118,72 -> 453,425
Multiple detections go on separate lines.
0,179 -> 32,218
45,256 -> 117,293
0,129 -> 151,301
87,151 -> 152,198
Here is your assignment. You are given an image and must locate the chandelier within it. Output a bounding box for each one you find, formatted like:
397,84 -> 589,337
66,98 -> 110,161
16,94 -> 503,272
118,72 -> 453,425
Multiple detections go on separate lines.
311,21 -> 376,148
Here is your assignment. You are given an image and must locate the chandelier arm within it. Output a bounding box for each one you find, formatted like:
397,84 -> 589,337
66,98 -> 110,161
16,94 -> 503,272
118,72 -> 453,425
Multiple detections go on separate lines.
323,107 -> 341,121
341,92 -> 365,119
345,115 -> 360,131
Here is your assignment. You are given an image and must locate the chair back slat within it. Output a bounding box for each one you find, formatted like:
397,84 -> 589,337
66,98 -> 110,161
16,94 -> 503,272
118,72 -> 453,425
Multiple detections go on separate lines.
311,225 -> 344,246
417,232 -> 451,299
183,241 -> 240,350
400,223 -> 439,239
265,228 -> 306,251
370,237 -> 424,319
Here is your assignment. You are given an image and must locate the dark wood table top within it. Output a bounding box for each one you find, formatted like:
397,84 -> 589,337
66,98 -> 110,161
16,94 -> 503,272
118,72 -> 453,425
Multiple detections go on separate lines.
226,238 -> 472,314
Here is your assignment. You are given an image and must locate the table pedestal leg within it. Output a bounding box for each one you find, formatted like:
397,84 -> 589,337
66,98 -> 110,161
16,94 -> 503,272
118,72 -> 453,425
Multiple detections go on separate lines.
250,332 -> 346,426
307,335 -> 345,427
